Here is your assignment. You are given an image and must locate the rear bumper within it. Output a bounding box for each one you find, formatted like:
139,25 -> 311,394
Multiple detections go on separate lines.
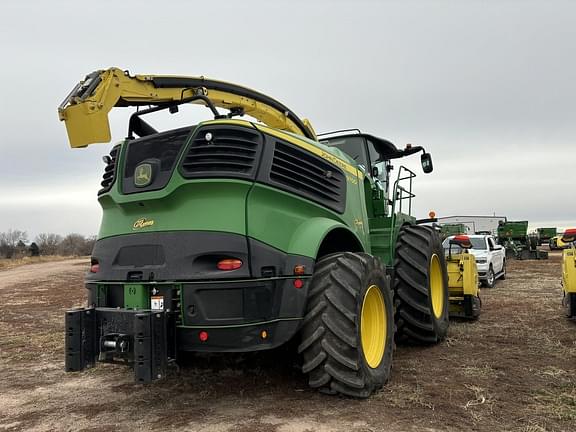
70,276 -> 310,381
65,301 -> 305,382
85,277 -> 310,350
177,318 -> 301,352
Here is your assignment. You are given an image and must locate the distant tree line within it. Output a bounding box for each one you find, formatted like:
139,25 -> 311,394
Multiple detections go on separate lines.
0,229 -> 96,258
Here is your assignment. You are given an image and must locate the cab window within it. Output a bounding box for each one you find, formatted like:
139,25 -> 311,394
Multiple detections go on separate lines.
322,136 -> 369,170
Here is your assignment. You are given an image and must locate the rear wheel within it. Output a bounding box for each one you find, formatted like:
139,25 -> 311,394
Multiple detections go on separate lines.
299,252 -> 394,398
394,225 -> 449,344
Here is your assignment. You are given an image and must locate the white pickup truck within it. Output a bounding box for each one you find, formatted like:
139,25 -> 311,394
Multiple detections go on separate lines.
443,234 -> 506,287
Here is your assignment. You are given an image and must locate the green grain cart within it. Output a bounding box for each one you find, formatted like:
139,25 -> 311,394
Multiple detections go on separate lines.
537,227 -> 557,245
59,68 -> 449,398
497,221 -> 548,260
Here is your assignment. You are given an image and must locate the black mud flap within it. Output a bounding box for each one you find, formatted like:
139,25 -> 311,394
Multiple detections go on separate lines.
65,308 -> 171,383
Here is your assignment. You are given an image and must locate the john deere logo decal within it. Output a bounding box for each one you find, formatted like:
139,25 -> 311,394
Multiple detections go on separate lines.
134,163 -> 152,187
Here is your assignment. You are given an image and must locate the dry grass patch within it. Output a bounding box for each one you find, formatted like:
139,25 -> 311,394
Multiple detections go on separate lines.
0,330 -> 62,362
530,387 -> 576,421
460,364 -> 501,379
375,382 -> 435,410
0,256 -> 79,271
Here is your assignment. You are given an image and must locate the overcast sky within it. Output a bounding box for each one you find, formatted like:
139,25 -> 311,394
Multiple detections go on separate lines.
1,0 -> 575,239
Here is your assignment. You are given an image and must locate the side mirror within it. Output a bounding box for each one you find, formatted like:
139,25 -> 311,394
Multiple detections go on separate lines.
371,166 -> 379,177
421,152 -> 433,173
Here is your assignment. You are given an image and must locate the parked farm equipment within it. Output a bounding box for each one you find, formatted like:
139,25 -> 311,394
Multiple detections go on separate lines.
444,235 -> 481,319
550,234 -> 570,251
537,227 -> 557,245
561,228 -> 576,319
440,223 -> 469,239
497,221 -> 548,260
59,67 -> 449,398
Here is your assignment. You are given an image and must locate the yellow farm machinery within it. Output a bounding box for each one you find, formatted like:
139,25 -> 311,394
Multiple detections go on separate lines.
561,228 -> 576,319
445,235 -> 481,319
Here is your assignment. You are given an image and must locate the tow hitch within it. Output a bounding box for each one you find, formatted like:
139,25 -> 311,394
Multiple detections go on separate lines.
65,308 -> 172,383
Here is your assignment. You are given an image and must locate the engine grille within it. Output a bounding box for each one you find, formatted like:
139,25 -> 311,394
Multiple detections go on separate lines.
269,141 -> 346,213
180,126 -> 263,180
99,144 -> 120,195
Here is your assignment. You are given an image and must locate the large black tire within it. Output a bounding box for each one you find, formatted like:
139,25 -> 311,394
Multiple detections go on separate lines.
298,252 -> 394,398
394,225 -> 449,344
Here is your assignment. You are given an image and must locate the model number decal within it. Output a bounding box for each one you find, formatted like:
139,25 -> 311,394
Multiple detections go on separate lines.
133,218 -> 155,230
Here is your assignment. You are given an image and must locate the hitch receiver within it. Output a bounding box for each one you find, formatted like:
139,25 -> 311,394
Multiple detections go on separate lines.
65,308 -> 169,383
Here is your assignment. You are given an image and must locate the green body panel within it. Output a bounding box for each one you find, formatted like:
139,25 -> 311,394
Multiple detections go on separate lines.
369,213 -> 415,266
246,182 -> 369,258
440,223 -> 468,237
497,221 -> 528,241
537,227 -> 556,240
124,284 -> 148,309
98,179 -> 251,239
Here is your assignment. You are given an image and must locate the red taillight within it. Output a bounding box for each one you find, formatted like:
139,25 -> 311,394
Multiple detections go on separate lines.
217,259 -> 243,271
293,279 -> 304,289
199,331 -> 209,342
90,259 -> 99,273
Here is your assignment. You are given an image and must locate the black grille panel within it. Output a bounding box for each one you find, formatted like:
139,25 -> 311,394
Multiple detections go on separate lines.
269,141 -> 346,213
98,144 -> 120,195
180,126 -> 262,179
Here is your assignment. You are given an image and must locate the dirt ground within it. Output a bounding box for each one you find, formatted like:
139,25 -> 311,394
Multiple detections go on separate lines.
1,254 -> 575,432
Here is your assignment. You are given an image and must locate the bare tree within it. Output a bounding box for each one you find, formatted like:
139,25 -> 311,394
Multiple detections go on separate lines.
57,233 -> 94,256
35,233 -> 63,256
0,229 -> 28,258
84,235 -> 97,255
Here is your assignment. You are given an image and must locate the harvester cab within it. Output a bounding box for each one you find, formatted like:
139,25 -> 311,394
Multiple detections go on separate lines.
318,131 -> 433,209
59,67 -> 449,398
444,235 -> 481,319
560,228 -> 576,319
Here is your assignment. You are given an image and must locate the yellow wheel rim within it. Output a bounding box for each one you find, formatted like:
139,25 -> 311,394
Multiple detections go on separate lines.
429,254 -> 445,320
360,285 -> 387,368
